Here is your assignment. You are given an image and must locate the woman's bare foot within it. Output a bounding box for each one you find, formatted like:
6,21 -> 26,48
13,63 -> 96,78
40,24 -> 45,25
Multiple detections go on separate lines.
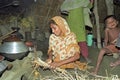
110,60 -> 120,67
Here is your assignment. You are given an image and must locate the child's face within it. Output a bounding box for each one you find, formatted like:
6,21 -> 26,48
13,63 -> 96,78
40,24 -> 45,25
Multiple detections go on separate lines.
106,17 -> 118,29
50,23 -> 61,36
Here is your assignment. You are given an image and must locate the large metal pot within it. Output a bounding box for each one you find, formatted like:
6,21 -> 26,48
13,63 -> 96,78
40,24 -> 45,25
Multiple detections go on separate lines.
0,41 -> 29,60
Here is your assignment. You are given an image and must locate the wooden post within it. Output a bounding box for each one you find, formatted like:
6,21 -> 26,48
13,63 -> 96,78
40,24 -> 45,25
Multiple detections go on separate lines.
105,0 -> 114,15
93,0 -> 102,48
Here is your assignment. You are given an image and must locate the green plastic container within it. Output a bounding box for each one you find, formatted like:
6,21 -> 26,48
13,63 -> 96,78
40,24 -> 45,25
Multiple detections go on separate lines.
87,33 -> 93,46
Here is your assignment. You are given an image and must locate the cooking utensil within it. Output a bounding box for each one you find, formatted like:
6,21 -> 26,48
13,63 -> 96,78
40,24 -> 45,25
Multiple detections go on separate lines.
0,41 -> 29,60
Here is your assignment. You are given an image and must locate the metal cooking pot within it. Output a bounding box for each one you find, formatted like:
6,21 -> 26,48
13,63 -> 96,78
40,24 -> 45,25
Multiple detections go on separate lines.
0,41 -> 29,60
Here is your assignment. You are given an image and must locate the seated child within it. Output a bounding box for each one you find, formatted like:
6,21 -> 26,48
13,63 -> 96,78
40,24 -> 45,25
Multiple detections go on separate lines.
92,15 -> 120,75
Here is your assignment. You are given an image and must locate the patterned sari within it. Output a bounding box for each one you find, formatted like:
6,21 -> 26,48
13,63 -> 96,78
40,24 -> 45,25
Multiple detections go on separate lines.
48,16 -> 87,70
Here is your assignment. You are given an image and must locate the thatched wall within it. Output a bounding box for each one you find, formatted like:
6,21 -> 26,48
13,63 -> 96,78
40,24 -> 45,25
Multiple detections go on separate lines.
31,0 -> 64,32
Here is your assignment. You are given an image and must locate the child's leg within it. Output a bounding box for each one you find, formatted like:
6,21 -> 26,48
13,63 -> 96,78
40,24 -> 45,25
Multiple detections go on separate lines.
93,45 -> 119,74
93,48 -> 108,74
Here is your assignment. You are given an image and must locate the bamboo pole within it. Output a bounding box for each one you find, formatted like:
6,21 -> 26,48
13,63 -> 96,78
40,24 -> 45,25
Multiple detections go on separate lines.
93,0 -> 102,48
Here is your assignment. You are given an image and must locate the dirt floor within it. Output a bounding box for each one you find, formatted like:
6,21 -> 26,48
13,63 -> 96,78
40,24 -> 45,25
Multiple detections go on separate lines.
87,46 -> 120,77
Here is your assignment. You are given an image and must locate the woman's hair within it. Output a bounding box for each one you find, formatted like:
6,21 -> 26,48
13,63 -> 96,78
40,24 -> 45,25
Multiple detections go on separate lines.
49,20 -> 57,25
49,20 -> 58,34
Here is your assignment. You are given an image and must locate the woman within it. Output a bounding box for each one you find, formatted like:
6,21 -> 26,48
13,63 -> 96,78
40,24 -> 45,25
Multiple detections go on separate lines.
61,0 -> 94,63
47,16 -> 86,69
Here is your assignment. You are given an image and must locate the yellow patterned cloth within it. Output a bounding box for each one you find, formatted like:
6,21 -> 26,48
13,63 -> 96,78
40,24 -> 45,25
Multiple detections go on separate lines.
48,16 -> 87,70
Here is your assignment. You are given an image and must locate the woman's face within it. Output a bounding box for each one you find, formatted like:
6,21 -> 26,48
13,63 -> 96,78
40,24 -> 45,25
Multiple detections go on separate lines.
50,23 -> 61,36
106,17 -> 118,29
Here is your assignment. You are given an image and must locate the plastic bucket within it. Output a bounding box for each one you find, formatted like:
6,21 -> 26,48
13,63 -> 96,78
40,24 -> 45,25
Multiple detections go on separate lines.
87,33 -> 93,46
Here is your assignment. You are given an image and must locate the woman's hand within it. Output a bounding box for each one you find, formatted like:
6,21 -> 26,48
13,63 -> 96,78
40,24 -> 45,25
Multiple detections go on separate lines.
49,62 -> 61,69
32,59 -> 41,68
46,58 -> 52,64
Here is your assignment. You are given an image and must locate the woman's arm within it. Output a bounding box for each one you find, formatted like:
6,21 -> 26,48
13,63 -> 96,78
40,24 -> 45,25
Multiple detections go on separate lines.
49,52 -> 80,68
46,49 -> 53,63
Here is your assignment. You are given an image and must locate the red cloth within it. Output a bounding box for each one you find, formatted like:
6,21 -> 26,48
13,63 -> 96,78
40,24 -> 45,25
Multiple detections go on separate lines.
25,41 -> 34,47
105,44 -> 119,53
78,41 -> 88,58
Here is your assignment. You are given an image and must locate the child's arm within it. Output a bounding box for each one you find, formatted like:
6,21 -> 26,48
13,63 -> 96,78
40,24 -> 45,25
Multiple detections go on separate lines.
111,38 -> 118,44
104,28 -> 109,46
